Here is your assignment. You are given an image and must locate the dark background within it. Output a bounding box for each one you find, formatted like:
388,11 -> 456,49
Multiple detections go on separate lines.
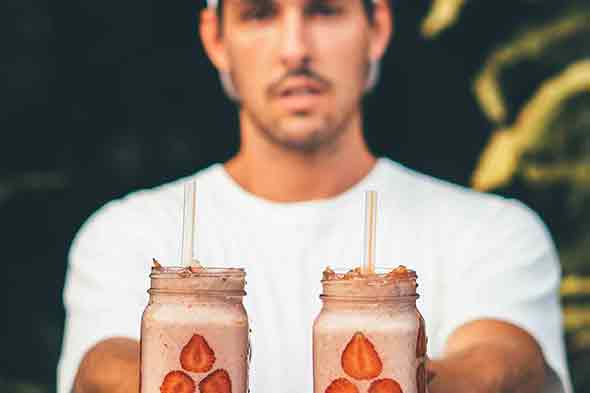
2,1 -> 588,392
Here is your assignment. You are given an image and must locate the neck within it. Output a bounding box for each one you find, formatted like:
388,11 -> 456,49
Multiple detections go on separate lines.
225,110 -> 376,203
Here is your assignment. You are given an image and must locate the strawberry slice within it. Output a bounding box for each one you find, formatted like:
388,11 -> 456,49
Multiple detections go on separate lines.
416,311 -> 427,357
368,378 -> 403,393
160,370 -> 196,393
325,378 -> 359,393
199,369 -> 232,393
180,334 -> 216,373
341,332 -> 383,380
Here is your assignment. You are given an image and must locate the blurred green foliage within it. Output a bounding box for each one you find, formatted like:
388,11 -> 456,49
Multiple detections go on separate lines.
447,1 -> 590,391
0,378 -> 49,393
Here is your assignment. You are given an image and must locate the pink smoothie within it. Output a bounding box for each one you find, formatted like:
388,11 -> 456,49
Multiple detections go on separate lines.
313,266 -> 426,393
140,266 -> 249,393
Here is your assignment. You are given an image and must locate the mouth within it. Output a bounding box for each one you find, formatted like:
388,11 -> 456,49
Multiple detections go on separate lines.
274,78 -> 325,110
280,86 -> 321,97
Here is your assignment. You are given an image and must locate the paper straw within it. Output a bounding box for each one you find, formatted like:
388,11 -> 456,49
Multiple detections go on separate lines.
181,180 -> 196,267
362,190 -> 378,275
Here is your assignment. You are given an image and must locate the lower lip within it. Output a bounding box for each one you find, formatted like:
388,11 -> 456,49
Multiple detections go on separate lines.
275,93 -> 322,111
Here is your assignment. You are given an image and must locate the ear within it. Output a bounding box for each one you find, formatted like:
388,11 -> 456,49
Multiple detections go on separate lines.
200,8 -> 230,72
368,0 -> 393,62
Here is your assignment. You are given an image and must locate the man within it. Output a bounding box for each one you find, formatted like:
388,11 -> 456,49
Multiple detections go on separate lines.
58,0 -> 572,392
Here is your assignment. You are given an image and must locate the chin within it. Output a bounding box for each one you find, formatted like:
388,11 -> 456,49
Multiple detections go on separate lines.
280,114 -> 328,136
251,108 -> 344,152
268,122 -> 338,153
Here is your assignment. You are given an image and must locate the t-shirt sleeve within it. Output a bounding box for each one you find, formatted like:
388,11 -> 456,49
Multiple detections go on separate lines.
57,200 -> 160,393
437,199 -> 572,393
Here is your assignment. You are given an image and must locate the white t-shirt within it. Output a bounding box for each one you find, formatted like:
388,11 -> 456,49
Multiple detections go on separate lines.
58,158 -> 572,393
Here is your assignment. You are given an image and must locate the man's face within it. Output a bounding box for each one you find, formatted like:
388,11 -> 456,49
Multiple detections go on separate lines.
210,0 -> 383,152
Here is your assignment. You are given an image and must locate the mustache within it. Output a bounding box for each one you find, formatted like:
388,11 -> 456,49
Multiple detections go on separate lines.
268,67 -> 331,96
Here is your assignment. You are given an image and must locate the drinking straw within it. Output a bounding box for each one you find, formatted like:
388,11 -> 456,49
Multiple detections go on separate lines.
181,180 -> 197,267
362,190 -> 378,275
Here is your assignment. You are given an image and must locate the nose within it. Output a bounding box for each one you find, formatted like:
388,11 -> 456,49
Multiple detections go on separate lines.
279,11 -> 310,70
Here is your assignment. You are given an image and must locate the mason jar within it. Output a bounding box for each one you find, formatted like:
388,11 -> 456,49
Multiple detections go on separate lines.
140,266 -> 249,393
313,267 -> 427,393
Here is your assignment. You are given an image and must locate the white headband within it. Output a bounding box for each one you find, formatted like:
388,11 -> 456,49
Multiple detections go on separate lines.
206,0 -> 378,7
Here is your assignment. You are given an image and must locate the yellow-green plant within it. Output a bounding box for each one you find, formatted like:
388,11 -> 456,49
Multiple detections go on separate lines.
419,1 -> 590,390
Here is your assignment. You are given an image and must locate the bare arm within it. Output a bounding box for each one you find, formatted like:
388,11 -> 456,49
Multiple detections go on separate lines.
428,319 -> 546,393
73,337 -> 140,393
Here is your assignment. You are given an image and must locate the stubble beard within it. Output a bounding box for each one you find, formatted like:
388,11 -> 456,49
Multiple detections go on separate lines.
236,87 -> 360,155
246,108 -> 355,154
230,61 -> 369,154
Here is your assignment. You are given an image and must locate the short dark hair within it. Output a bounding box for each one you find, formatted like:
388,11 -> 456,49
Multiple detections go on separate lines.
215,0 -> 377,24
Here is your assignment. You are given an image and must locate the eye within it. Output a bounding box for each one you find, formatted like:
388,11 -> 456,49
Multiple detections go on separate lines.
241,4 -> 276,20
306,3 -> 341,16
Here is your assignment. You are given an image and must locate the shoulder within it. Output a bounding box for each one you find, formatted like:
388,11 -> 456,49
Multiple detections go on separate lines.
84,164 -> 221,223
380,158 -> 546,229
70,164 -> 223,258
378,159 -> 554,258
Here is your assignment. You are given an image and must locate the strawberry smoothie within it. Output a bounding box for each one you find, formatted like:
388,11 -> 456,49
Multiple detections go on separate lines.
313,266 -> 427,393
140,266 -> 249,393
